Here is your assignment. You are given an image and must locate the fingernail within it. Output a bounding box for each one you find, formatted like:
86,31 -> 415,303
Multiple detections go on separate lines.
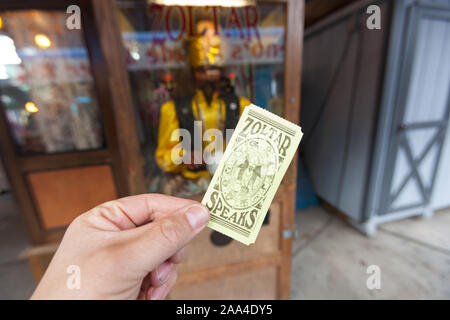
185,205 -> 209,229
148,285 -> 165,300
156,262 -> 173,284
147,287 -> 153,300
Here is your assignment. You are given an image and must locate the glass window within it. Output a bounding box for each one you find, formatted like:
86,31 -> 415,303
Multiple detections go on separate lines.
116,0 -> 286,196
0,10 -> 104,155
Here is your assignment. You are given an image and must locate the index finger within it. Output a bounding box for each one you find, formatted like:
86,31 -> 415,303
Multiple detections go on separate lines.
98,194 -> 198,227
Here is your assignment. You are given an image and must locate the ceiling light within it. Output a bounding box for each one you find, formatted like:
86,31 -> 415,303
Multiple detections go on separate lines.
149,0 -> 255,7
34,34 -> 51,48
25,102 -> 39,113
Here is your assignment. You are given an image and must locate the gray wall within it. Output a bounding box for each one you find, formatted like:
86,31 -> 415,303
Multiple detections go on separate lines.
301,0 -> 391,221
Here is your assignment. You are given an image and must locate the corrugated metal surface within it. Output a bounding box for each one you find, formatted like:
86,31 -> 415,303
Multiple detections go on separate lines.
301,0 -> 391,220
339,1 -> 390,219
301,0 -> 450,228
403,20 -> 449,125
302,18 -> 358,210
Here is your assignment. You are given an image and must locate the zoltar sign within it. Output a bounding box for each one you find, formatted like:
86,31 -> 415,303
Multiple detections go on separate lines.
147,4 -> 261,41
123,4 -> 284,69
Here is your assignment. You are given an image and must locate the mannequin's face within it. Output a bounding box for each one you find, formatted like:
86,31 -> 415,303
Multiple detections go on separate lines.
194,66 -> 221,86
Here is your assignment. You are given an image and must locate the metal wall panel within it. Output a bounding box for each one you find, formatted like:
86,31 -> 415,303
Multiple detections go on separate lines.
301,0 -> 450,231
339,1 -> 391,220
302,17 -> 358,210
301,0 -> 391,221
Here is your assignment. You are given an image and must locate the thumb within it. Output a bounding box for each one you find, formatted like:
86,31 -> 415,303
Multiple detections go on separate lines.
125,204 -> 210,273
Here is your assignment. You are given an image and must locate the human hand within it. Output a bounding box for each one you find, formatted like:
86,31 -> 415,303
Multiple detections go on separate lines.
31,194 -> 210,300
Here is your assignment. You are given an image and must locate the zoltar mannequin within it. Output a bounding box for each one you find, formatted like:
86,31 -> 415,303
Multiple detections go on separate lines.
156,20 -> 251,195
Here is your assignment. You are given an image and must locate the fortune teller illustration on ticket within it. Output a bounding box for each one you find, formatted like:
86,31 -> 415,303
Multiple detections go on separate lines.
221,138 -> 278,209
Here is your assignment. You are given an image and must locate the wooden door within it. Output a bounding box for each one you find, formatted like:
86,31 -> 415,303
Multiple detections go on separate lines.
379,5 -> 450,217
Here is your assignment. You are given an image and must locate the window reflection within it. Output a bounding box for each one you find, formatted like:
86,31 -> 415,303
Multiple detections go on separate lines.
0,10 -> 104,155
117,1 -> 285,196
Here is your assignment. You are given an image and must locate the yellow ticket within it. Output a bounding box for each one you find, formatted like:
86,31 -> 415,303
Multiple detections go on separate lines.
202,104 -> 303,245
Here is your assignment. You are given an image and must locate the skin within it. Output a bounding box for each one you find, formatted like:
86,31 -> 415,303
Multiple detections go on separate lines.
31,194 -> 210,300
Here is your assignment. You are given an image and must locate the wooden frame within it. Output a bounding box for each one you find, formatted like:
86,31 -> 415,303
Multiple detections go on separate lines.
91,0 -> 304,299
0,0 -> 145,243
1,0 -> 304,299
173,0 -> 304,299
280,0 -> 304,299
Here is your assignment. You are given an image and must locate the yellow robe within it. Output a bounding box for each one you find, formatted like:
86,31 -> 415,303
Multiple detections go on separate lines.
156,90 -> 251,179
